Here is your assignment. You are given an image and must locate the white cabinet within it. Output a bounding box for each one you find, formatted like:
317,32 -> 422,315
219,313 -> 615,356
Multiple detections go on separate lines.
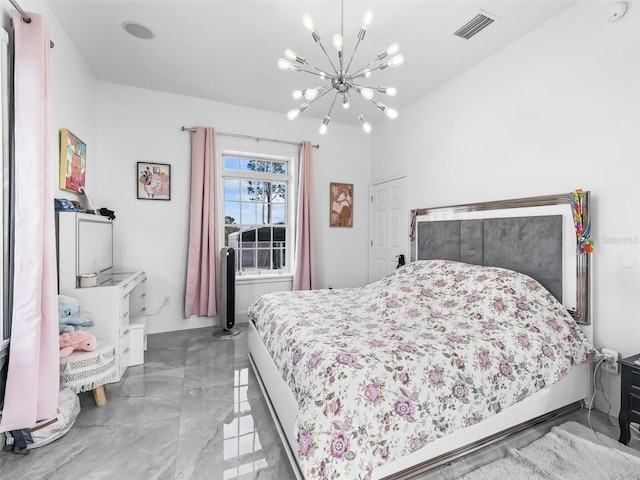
64,271 -> 146,381
56,212 -> 147,382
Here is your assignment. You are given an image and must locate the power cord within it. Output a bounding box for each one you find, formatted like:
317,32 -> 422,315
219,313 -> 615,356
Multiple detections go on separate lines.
596,357 -> 617,426
146,297 -> 170,317
590,354 -> 640,443
587,357 -> 606,434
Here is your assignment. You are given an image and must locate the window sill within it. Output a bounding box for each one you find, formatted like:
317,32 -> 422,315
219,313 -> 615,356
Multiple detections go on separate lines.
236,273 -> 293,286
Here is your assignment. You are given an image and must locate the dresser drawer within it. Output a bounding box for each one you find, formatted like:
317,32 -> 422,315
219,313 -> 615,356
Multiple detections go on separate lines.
629,386 -> 640,412
119,310 -> 130,336
119,331 -> 130,378
119,294 -> 130,335
629,369 -> 640,388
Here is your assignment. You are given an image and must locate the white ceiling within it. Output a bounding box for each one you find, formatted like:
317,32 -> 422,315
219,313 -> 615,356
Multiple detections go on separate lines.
46,0 -> 578,127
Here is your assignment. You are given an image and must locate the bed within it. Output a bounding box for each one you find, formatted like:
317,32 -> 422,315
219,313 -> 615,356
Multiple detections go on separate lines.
248,191 -> 598,480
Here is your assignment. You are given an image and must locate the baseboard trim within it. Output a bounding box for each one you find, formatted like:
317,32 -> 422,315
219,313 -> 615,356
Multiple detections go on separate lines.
146,312 -> 250,334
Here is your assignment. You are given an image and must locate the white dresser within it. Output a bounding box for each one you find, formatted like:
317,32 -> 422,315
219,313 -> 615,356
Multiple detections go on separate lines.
56,212 -> 147,382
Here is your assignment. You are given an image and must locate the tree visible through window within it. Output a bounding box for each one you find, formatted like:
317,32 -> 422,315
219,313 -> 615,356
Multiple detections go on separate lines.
222,155 -> 289,274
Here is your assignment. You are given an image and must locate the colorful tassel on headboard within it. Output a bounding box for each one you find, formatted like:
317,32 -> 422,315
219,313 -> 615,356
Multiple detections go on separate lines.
571,189 -> 594,253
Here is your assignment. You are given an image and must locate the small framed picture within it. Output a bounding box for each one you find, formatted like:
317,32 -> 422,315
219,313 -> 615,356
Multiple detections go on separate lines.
59,128 -> 87,193
137,162 -> 171,200
330,182 -> 353,227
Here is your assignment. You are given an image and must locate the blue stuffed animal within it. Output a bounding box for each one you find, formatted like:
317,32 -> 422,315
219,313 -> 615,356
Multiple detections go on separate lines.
58,295 -> 95,333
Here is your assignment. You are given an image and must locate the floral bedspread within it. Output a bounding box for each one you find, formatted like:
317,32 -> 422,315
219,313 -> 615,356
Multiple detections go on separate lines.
249,260 -> 599,480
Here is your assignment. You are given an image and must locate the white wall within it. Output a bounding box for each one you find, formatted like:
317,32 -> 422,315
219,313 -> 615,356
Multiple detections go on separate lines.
95,82 -> 370,333
371,1 -> 640,413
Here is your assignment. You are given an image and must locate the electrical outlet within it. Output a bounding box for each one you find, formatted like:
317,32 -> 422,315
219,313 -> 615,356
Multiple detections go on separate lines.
602,348 -> 619,374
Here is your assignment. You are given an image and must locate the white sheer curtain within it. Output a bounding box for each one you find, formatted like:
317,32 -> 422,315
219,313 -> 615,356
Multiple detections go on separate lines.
1,11 -> 59,432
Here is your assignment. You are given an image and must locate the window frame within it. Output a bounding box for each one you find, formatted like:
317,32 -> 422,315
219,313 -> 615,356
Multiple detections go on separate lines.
217,138 -> 297,280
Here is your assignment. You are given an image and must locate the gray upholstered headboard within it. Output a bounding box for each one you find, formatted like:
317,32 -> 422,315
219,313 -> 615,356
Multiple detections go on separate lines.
411,192 -> 591,325
417,215 -> 563,302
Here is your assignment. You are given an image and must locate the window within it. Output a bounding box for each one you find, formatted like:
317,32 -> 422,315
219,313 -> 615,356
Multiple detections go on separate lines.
221,152 -> 293,276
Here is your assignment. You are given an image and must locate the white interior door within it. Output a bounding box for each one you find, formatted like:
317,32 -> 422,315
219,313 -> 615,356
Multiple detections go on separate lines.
369,176 -> 408,283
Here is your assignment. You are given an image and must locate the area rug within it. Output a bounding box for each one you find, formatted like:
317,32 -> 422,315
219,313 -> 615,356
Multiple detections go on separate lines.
459,421 -> 640,480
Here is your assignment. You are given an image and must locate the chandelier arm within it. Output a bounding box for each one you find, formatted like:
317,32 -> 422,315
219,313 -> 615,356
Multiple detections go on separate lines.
350,82 -> 396,96
316,40 -> 340,76
344,35 -> 364,75
314,85 -> 335,102
338,0 -> 345,74
303,61 -> 334,79
350,58 -> 384,78
351,82 -> 378,89
363,96 -> 398,119
327,91 -> 339,118
296,85 -> 334,110
300,67 -> 335,80
347,91 -> 361,115
315,85 -> 334,98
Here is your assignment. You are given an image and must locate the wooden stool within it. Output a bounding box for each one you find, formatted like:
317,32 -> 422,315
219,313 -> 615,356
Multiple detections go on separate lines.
59,343 -> 116,406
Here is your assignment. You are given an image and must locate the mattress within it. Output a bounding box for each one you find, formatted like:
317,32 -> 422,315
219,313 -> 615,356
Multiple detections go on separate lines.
249,260 -> 599,479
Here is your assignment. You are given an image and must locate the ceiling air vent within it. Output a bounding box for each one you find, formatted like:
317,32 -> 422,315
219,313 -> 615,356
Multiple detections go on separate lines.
454,10 -> 500,40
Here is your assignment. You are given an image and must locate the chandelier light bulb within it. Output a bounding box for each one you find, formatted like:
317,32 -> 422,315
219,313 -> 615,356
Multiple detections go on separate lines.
284,49 -> 305,64
385,87 -> 398,97
389,54 -> 405,67
378,43 -> 400,60
319,116 -> 330,135
332,34 -> 343,52
374,102 -> 398,120
385,108 -> 398,119
359,114 -> 372,133
377,86 -> 397,96
362,10 -> 373,27
387,43 -> 400,56
360,88 -> 374,100
304,88 -> 318,101
287,109 -> 300,120
292,90 -> 303,100
278,59 -> 301,72
342,96 -> 350,109
302,14 -> 315,33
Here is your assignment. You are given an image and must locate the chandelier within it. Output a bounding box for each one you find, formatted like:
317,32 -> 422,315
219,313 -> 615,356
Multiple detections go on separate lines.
277,3 -> 404,134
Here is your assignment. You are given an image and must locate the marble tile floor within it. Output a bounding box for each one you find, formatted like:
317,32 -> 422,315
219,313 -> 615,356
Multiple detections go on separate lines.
1,325 -> 637,480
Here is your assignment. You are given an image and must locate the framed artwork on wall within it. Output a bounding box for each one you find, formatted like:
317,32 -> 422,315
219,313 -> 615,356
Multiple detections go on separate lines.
59,128 -> 86,193
137,162 -> 171,200
330,182 -> 353,227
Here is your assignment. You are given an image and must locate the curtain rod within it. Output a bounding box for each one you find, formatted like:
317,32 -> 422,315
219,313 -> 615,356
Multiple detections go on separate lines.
9,0 -> 55,48
181,126 -> 319,149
